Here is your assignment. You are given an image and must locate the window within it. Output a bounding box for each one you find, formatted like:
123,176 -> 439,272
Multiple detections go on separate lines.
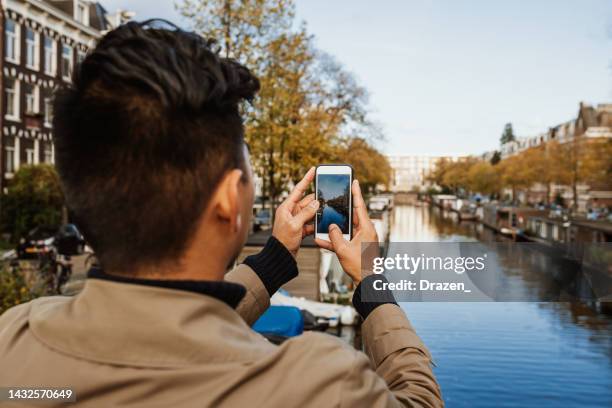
26,28 -> 39,69
77,50 -> 87,65
25,84 -> 39,114
44,36 -> 56,75
76,2 -> 88,25
44,144 -> 54,164
44,97 -> 53,126
5,146 -> 15,173
61,44 -> 73,80
26,148 -> 35,165
5,19 -> 19,63
5,79 -> 19,119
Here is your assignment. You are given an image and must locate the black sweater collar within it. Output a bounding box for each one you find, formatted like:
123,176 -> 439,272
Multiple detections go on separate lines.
87,268 -> 246,309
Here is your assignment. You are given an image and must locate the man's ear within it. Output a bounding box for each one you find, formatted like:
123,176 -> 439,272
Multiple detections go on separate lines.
211,169 -> 244,232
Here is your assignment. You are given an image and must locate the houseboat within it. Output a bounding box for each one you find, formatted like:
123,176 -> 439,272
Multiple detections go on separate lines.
523,216 -> 611,311
525,216 -> 571,249
525,217 -> 612,246
482,204 -> 546,238
568,220 -> 612,243
453,199 -> 479,221
432,194 -> 457,211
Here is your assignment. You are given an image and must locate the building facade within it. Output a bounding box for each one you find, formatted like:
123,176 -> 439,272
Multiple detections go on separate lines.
499,102 -> 612,159
388,155 -> 460,193
497,102 -> 612,210
0,0 -> 130,192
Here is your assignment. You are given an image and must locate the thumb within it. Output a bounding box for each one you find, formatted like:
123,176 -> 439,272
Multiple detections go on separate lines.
328,224 -> 348,252
294,199 -> 319,225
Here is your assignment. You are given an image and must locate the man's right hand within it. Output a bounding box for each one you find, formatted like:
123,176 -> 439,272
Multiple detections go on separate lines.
314,180 -> 378,283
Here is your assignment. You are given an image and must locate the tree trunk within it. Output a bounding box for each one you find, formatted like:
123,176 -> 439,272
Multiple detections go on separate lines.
572,180 -> 578,212
223,0 -> 232,58
267,155 -> 277,223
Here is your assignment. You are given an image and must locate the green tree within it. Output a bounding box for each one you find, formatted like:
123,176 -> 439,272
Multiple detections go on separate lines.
500,123 -> 516,145
490,150 -> 501,165
0,164 -> 64,241
0,262 -> 56,314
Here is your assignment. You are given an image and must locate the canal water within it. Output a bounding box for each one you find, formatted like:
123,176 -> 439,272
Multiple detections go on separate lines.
318,205 -> 349,234
391,205 -> 612,408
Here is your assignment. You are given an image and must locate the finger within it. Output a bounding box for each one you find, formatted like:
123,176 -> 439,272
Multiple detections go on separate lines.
315,238 -> 334,251
350,181 -> 361,229
328,224 -> 349,252
286,167 -> 315,208
352,205 -> 360,227
294,199 -> 319,226
302,224 -> 315,237
293,193 -> 315,216
351,180 -> 369,227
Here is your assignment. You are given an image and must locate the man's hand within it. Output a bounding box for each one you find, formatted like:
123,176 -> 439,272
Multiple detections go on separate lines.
272,167 -> 319,258
315,180 -> 378,283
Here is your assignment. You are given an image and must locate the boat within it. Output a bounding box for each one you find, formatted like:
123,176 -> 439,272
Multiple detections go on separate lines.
454,199 -> 479,221
522,215 -> 571,257
432,194 -> 457,211
370,209 -> 390,242
482,204 -> 546,238
368,195 -> 393,211
271,288 -> 358,327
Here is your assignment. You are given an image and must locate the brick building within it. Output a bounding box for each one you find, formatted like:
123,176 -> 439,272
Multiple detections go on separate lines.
0,0 -> 130,192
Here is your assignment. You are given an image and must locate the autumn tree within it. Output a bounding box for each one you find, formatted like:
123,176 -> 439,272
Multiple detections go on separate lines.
580,138 -> 612,187
467,161 -> 500,197
428,136 -> 611,208
427,157 -> 460,193
526,141 -> 569,205
497,153 -> 536,203
178,0 -> 378,215
337,137 -> 391,194
441,158 -> 478,194
541,137 -> 592,210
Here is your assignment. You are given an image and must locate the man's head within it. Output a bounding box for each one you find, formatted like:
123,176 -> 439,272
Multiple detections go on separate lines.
53,20 -> 259,276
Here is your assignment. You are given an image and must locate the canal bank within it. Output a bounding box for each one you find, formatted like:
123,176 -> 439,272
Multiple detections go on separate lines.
391,205 -> 612,408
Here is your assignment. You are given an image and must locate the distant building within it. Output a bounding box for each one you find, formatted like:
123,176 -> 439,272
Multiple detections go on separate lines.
500,102 -> 612,159
498,102 -> 612,210
0,0 -> 132,192
388,155 -> 460,193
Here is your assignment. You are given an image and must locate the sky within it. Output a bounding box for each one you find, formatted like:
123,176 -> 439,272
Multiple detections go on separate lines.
99,0 -> 612,156
318,174 -> 350,200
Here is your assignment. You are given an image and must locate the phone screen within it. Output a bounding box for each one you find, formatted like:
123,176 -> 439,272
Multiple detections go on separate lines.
316,172 -> 351,236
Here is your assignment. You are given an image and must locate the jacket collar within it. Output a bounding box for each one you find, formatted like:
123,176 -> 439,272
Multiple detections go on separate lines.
28,279 -> 272,368
87,268 -> 246,309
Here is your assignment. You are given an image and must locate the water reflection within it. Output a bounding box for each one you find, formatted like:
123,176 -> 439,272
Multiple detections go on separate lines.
392,205 -> 612,407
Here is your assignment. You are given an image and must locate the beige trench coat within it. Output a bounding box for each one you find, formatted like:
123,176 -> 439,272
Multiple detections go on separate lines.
0,265 -> 443,407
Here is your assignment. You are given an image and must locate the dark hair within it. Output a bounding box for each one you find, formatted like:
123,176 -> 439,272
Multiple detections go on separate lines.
53,20 -> 260,273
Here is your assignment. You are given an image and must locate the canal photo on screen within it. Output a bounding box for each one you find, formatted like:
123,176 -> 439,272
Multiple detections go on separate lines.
317,174 -> 351,234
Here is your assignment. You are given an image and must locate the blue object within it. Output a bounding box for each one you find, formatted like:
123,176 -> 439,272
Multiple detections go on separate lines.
253,306 -> 304,337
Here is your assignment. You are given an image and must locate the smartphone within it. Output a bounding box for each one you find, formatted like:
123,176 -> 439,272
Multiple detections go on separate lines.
315,164 -> 353,242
